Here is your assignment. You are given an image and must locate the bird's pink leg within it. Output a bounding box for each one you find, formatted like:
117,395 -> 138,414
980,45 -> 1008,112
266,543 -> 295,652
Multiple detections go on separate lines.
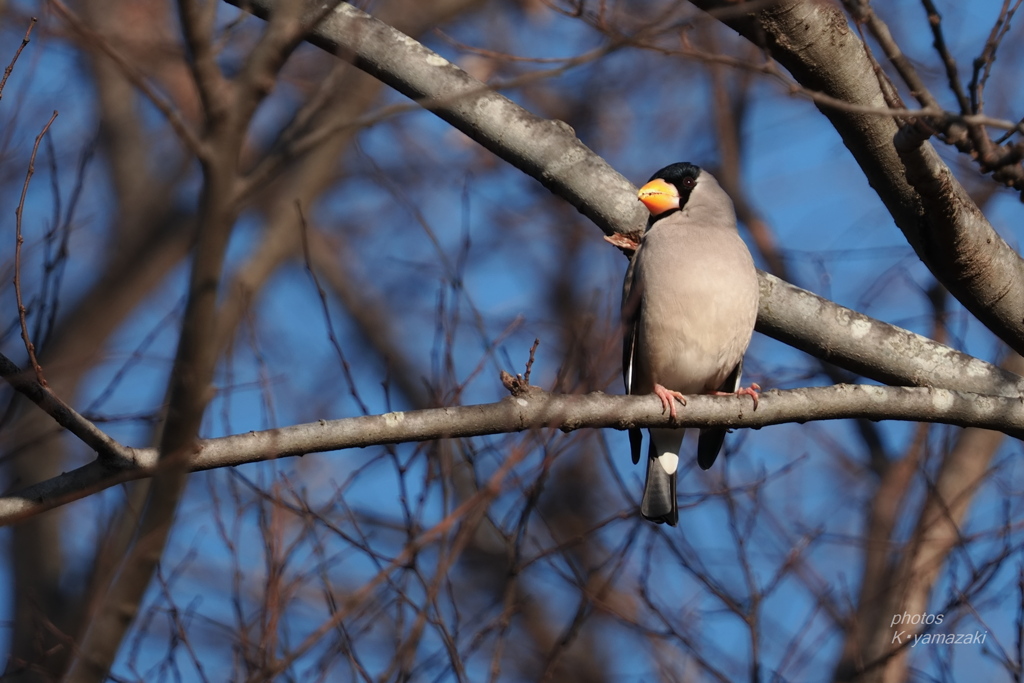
712,383 -> 761,410
653,383 -> 687,419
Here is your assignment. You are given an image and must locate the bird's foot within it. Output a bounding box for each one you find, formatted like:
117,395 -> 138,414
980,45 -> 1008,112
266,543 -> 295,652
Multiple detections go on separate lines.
653,383 -> 687,419
712,383 -> 761,410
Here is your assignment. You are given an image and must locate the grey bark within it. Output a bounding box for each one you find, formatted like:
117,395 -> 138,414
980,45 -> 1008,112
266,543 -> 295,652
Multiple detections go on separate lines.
690,0 -> 1024,356
225,0 -> 1024,399
2,383 -> 1023,527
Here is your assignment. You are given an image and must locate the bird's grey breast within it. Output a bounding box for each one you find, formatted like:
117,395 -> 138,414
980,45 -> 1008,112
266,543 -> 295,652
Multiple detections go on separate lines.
632,216 -> 758,393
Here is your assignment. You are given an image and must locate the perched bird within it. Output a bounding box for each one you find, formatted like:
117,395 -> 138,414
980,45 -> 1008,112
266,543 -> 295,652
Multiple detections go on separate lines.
622,162 -> 760,525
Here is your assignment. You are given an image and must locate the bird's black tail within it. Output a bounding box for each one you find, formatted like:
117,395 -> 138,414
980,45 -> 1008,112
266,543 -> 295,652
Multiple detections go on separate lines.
641,441 -> 678,526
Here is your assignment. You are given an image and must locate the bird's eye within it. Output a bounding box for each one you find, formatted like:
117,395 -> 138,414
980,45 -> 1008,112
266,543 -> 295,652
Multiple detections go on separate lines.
682,177 -> 696,188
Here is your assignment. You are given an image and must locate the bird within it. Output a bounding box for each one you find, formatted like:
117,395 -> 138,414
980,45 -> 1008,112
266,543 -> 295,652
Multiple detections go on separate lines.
622,162 -> 760,526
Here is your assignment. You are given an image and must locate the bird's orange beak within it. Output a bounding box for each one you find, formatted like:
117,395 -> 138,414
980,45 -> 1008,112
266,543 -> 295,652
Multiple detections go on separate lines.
637,178 -> 680,215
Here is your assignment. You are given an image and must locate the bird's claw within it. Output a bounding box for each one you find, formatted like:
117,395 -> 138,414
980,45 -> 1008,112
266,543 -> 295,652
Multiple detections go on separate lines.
714,383 -> 761,410
653,383 -> 687,419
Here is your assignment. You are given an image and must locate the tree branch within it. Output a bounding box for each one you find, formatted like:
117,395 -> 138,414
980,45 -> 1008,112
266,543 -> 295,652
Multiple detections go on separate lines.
756,272 -> 1024,397
0,352 -> 137,465
176,0 -> 227,122
224,0 -> 647,239
63,3 -> 311,676
223,1 -> 1024,402
3,384 -> 1023,527
690,0 -> 1024,358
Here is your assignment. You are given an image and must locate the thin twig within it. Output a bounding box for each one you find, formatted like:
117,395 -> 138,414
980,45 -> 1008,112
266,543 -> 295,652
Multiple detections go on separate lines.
295,201 -> 370,415
14,110 -> 58,387
919,0 -> 971,114
0,17 -> 36,101
846,0 -> 941,111
982,0 -> 1024,146
970,0 -> 1022,116
663,39 -> 1024,135
523,338 -> 540,385
239,40 -> 619,200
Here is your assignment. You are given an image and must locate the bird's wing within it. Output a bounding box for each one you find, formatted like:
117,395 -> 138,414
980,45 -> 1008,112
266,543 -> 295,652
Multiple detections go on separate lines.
622,244 -> 644,465
697,359 -> 742,470
720,357 -> 743,394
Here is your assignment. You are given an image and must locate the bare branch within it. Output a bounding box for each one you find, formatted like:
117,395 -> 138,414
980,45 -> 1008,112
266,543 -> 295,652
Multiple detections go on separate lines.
969,0 -> 1023,116
919,0 -> 972,114
13,110 -> 58,387
844,0 -> 941,112
3,384 -> 1023,526
894,125 -> 1024,354
296,203 -> 370,415
224,0 -> 647,239
228,0 -> 1024,402
0,352 -> 137,464
757,272 -> 1024,398
690,0 -> 1024,360
0,18 -> 36,101
176,0 -> 227,119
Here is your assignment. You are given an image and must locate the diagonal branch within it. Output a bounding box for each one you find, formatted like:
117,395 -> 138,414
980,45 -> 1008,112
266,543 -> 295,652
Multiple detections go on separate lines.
225,0 -> 1024,402
756,272 -> 1024,398
0,18 -> 36,101
177,0 -> 227,119
0,352 -> 136,465
14,111 -> 58,387
690,0 -> 1024,358
224,0 -> 647,239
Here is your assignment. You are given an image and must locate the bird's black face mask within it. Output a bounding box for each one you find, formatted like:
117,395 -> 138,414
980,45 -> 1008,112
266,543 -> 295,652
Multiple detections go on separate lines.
638,161 -> 701,223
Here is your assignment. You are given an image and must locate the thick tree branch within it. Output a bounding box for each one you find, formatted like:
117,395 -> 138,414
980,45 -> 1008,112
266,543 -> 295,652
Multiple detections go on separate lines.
224,0 -> 647,238
689,0 -> 1024,357
757,272 -> 1024,397
3,384 -> 1023,527
63,176 -> 236,683
222,0 -> 1024,401
895,128 -> 1024,337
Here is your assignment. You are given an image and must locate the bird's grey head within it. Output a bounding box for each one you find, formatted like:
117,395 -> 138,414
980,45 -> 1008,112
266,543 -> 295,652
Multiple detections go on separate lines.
637,162 -> 733,226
